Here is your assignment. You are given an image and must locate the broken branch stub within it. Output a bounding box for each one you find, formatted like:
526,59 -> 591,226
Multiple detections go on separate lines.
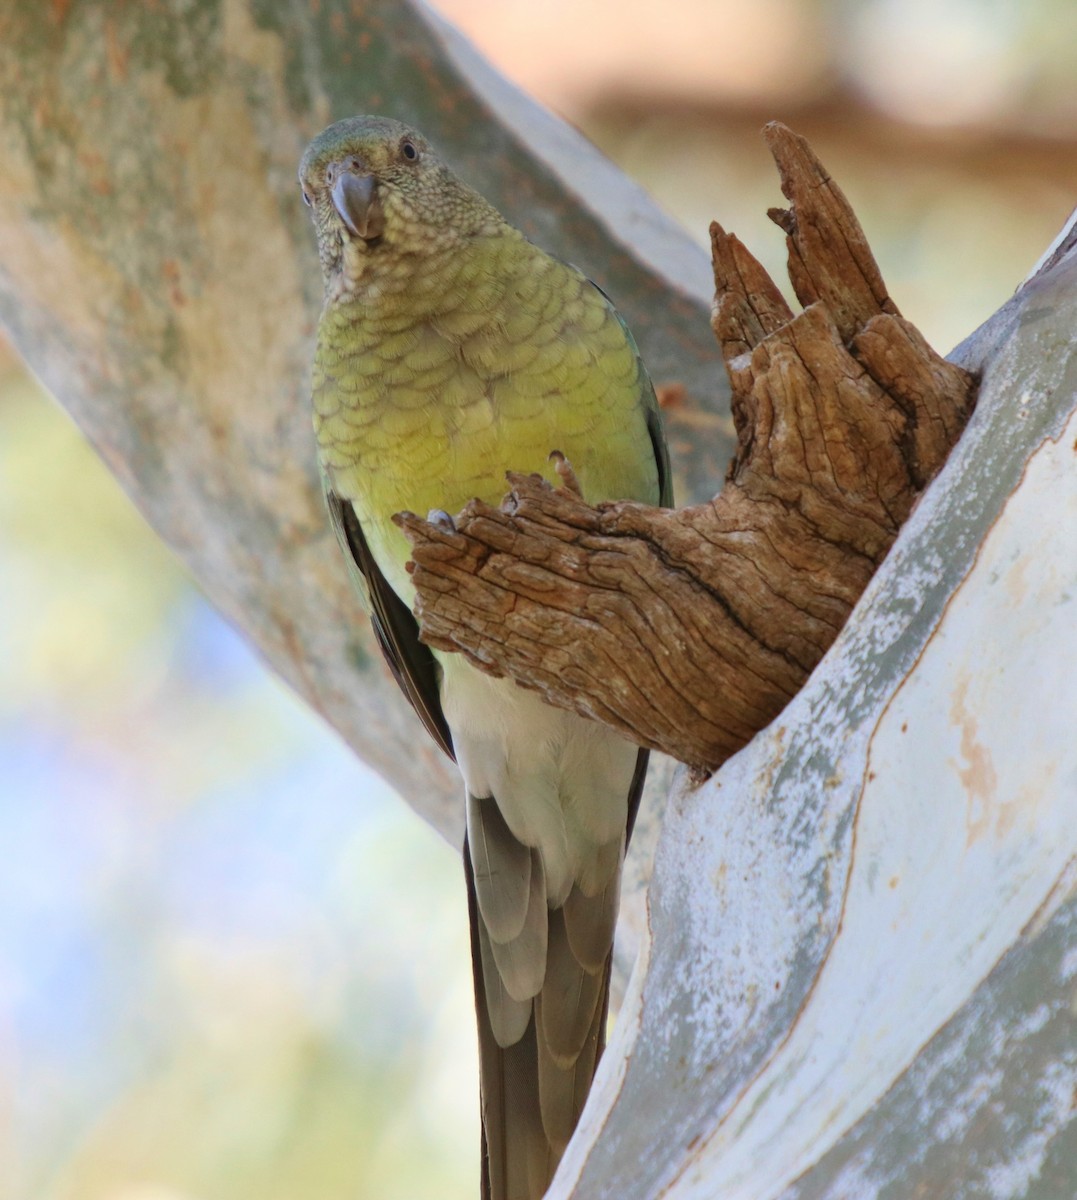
401,123 -> 977,771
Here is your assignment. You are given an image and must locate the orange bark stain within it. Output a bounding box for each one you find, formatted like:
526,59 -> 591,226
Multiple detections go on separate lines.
277,613 -> 318,700
51,0 -> 72,24
949,673 -> 1000,847
330,11 -> 345,36
1005,550 -> 1030,607
121,283 -> 144,316
162,259 -> 186,306
416,54 -> 439,87
105,17 -> 129,79
656,381 -> 687,410
79,150 -> 112,196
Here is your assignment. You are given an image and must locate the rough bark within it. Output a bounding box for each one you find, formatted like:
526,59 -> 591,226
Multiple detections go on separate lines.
401,124 -> 976,770
552,219 -> 1077,1200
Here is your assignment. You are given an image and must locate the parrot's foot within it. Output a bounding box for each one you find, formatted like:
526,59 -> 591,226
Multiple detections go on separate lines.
549,449 -> 583,497
426,508 -> 457,532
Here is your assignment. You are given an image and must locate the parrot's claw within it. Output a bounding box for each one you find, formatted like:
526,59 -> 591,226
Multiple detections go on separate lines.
427,508 -> 456,532
549,449 -> 583,497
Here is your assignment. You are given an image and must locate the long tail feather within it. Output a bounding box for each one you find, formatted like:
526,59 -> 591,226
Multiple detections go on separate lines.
465,748 -> 650,1200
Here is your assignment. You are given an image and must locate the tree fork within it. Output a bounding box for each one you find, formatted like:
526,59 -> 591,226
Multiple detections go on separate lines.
399,124 -> 977,771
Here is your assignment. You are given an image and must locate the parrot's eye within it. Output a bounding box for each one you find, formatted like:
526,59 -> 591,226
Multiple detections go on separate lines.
401,139 -> 419,162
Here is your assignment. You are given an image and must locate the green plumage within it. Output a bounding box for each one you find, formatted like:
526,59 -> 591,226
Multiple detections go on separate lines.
301,116 -> 671,1200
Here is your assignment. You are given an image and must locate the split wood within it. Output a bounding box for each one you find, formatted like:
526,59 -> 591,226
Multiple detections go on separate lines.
398,123 -> 976,773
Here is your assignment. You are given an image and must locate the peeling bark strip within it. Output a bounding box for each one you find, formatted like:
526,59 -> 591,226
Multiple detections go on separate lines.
402,124 -> 977,770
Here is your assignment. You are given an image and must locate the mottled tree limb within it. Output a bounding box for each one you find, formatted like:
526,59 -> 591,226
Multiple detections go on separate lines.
401,125 -> 976,770
0,0 -> 726,841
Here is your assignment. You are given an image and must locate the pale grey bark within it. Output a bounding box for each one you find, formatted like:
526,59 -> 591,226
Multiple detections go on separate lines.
0,0 -> 725,844
555,222 -> 1077,1199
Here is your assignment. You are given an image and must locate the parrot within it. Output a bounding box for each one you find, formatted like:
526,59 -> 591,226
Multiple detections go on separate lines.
299,115 -> 671,1200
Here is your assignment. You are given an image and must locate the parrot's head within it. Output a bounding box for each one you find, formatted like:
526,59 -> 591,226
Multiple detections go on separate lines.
299,115 -> 500,291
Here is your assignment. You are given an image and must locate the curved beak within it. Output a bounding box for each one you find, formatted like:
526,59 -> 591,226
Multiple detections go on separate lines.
331,170 -> 385,241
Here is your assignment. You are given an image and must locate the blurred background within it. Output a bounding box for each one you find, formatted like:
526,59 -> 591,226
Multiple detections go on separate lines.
1,1 -> 1074,1197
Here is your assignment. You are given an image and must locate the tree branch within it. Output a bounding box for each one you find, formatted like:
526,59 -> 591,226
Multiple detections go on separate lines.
555,230 -> 1077,1200
0,0 -> 727,840
401,124 -> 976,770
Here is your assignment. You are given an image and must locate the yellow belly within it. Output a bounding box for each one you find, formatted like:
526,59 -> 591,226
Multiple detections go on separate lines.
313,245 -> 659,602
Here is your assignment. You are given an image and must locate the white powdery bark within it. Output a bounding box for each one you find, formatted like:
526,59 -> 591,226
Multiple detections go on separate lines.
554,234 -> 1077,1198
